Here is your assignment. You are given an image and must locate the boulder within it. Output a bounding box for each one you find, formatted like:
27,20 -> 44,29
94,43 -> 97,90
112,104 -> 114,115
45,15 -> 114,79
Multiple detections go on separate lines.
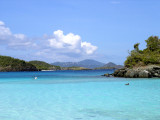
113,68 -> 127,77
125,69 -> 139,78
102,73 -> 112,77
138,70 -> 151,78
112,65 -> 160,78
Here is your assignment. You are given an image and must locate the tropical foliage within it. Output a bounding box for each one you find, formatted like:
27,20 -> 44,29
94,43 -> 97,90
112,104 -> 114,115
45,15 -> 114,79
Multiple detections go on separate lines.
0,55 -> 37,71
125,36 -> 160,68
29,60 -> 61,70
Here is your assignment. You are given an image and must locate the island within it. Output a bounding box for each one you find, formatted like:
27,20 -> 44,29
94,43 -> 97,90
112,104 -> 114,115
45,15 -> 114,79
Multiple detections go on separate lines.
112,36 -> 160,78
29,60 -> 61,71
0,55 -> 38,71
0,56 -> 91,72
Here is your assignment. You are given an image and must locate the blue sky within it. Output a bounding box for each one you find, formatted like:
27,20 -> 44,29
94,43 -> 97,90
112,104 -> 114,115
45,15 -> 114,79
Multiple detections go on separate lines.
0,0 -> 160,64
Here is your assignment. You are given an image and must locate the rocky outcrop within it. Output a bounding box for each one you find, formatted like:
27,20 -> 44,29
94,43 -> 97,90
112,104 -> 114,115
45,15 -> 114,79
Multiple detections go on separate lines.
102,73 -> 113,77
112,65 -> 160,78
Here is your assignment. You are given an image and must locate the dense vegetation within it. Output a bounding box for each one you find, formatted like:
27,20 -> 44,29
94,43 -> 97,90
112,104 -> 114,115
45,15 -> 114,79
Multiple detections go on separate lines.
0,55 -> 37,71
29,60 -> 61,70
125,36 -> 160,68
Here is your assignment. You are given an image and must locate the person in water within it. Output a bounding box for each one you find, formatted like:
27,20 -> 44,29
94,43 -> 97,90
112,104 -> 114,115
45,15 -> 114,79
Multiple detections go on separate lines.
34,76 -> 37,80
125,83 -> 129,85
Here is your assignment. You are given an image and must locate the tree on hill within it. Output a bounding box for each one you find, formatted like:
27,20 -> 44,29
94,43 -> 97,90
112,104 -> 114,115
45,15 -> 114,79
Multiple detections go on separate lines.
0,55 -> 38,71
125,36 -> 160,68
134,43 -> 140,52
145,36 -> 160,52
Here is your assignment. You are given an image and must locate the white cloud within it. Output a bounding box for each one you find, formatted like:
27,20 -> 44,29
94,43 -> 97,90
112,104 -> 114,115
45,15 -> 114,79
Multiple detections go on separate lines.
111,1 -> 120,4
0,21 -> 5,26
81,42 -> 97,54
48,30 -> 81,49
48,30 -> 97,55
0,21 -> 11,38
0,21 -> 98,61
0,21 -> 37,49
14,34 -> 26,40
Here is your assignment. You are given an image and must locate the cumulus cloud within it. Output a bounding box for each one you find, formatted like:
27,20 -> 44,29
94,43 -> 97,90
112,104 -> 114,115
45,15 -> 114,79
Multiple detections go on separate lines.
0,22 -> 11,41
111,1 -> 120,4
0,20 -> 98,61
0,21 -> 5,26
81,42 -> 97,54
47,30 -> 97,55
0,21 -> 36,49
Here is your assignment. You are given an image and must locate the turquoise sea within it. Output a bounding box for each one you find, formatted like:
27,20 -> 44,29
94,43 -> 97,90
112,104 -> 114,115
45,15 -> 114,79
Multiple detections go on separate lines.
0,70 -> 160,120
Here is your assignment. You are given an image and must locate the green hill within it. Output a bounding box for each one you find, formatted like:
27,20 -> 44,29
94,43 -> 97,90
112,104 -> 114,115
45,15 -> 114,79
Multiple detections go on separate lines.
0,55 -> 38,71
29,60 -> 61,70
125,36 -> 160,68
61,66 -> 91,70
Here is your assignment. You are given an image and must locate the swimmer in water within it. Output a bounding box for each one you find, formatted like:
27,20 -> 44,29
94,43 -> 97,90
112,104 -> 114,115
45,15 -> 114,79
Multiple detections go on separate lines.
34,76 -> 37,80
125,83 -> 129,85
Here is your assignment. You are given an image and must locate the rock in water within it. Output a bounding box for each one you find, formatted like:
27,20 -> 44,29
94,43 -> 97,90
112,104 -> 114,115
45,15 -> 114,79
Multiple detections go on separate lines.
139,70 -> 151,78
113,65 -> 160,78
102,73 -> 112,77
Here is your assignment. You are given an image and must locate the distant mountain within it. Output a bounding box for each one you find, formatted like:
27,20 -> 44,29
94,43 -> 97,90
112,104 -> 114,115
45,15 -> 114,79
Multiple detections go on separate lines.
104,62 -> 123,69
94,62 -> 123,69
78,59 -> 105,68
52,62 -> 77,68
103,62 -> 117,67
51,59 -> 105,69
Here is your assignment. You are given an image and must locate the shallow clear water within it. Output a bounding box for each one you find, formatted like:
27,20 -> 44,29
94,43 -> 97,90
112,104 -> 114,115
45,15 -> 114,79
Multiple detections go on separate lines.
0,70 -> 160,120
